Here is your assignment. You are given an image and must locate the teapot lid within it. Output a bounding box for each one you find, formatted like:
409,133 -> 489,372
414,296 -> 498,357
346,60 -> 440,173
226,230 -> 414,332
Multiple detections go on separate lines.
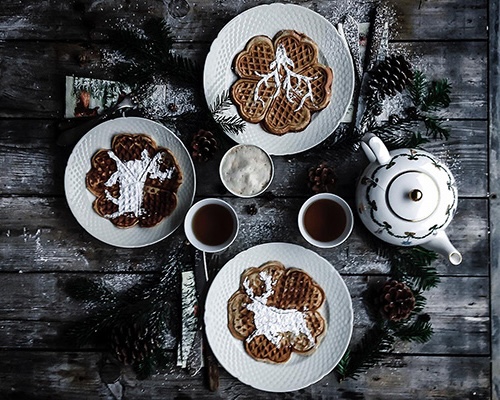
387,171 -> 439,222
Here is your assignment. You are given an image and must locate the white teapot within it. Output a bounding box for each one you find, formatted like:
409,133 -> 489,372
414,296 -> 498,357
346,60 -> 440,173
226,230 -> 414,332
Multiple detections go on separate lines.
355,133 -> 462,265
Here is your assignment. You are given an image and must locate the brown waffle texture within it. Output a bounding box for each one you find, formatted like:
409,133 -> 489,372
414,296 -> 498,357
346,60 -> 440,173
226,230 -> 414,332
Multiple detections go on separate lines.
230,30 -> 333,135
86,133 -> 183,228
227,261 -> 327,364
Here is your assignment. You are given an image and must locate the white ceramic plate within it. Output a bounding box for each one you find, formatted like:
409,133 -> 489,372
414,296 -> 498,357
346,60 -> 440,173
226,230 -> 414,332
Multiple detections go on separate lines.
204,242 -> 353,392
64,117 -> 195,248
203,3 -> 355,155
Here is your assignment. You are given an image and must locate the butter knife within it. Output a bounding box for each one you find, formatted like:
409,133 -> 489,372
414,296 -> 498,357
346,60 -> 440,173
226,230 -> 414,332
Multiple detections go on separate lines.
190,249 -> 219,391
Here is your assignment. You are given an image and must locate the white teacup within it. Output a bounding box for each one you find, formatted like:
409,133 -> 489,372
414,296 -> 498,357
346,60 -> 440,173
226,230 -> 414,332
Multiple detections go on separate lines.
298,193 -> 354,248
184,198 -> 239,253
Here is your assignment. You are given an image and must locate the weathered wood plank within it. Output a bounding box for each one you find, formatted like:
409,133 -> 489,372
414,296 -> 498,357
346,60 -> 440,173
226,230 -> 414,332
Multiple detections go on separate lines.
0,119 -> 488,198
0,351 -> 490,399
0,274 -> 489,356
0,0 -> 488,42
0,197 -> 488,275
489,0 -> 500,399
390,41 -> 488,120
393,0 -> 487,41
0,1 -> 492,399
0,40 -> 487,119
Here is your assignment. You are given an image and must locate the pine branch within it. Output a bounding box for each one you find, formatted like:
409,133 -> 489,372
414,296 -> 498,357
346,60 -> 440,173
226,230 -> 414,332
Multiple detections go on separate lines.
370,120 -> 430,149
335,324 -> 394,381
209,91 -> 233,115
213,114 -> 246,136
388,247 -> 440,291
109,18 -> 201,85
412,292 -> 427,314
423,115 -> 450,140
408,70 -> 427,108
422,79 -> 451,112
391,316 -> 433,343
209,91 -> 246,136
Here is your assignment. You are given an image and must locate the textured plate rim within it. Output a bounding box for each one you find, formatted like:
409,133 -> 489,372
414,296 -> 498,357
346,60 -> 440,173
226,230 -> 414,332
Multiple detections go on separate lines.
64,117 -> 196,248
204,242 -> 353,392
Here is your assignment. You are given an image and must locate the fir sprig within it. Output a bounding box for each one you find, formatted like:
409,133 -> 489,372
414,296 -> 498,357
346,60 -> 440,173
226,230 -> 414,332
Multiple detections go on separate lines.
208,91 -> 246,136
355,62 -> 452,147
64,250 -> 183,378
335,324 -> 394,381
109,18 -> 201,85
390,315 -> 433,343
336,309 -> 434,381
387,247 -> 440,291
407,70 -> 451,140
370,120 -> 430,149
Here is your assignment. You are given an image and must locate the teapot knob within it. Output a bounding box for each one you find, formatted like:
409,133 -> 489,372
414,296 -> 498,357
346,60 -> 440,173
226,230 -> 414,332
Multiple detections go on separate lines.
409,189 -> 423,202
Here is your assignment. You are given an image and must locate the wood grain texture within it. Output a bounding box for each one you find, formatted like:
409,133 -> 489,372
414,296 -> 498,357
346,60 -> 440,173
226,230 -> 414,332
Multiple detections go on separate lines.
0,0 -> 487,41
0,196 -> 488,275
0,274 -> 489,355
489,0 -> 500,399
0,351 -> 490,399
0,41 -> 487,119
0,0 -> 493,398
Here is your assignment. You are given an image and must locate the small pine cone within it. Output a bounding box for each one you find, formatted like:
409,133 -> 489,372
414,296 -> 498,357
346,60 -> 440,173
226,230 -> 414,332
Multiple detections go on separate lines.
191,129 -> 219,162
368,55 -> 414,100
379,280 -> 416,322
307,162 -> 336,193
110,322 -> 159,365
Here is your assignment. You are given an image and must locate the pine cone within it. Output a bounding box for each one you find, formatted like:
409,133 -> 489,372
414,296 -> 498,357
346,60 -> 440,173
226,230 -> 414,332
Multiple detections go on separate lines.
368,55 -> 414,100
307,162 -> 336,193
379,280 -> 416,322
190,129 -> 219,162
110,322 -> 159,365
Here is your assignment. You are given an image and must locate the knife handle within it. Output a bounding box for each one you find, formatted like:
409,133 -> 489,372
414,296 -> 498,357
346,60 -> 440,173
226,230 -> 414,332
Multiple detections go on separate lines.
203,335 -> 219,391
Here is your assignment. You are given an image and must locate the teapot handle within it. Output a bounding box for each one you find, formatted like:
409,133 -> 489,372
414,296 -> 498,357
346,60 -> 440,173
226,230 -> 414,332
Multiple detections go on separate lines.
361,133 -> 392,165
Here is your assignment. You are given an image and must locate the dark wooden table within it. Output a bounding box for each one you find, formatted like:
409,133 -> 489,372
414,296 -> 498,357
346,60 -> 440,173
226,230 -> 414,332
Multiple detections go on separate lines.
1,0 -> 498,398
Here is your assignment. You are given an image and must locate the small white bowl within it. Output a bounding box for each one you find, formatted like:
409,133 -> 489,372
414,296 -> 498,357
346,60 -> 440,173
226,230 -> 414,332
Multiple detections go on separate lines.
219,144 -> 274,198
298,193 -> 354,248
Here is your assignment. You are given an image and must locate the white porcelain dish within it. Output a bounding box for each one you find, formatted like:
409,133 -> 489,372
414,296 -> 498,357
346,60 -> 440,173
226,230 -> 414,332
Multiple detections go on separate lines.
204,242 -> 353,392
64,117 -> 195,248
203,3 -> 355,155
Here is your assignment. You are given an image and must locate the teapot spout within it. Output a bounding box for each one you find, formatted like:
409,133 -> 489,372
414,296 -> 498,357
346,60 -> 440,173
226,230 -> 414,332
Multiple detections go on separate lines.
422,231 -> 462,265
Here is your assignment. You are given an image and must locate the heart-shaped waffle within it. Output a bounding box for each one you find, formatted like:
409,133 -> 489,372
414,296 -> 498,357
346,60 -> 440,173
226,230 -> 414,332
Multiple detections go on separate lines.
86,133 -> 183,228
230,30 -> 333,135
227,260 -> 327,364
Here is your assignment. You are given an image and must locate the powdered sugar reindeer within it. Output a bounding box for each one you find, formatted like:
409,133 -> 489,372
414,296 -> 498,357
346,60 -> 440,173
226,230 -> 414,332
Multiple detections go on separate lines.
243,271 -> 315,348
104,149 -> 175,219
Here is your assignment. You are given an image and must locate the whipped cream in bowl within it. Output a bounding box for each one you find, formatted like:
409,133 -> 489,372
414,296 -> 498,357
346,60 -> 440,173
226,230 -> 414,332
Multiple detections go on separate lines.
219,144 -> 274,198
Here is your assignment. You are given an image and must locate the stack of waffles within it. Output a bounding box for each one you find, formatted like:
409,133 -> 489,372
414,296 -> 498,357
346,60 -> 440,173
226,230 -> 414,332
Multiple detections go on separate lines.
86,133 -> 183,228
228,261 -> 327,363
230,30 -> 333,135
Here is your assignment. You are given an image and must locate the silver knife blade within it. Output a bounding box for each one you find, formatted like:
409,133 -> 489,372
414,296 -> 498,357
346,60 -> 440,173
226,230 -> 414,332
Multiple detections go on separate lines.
354,12 -> 390,134
188,249 -> 219,391
185,249 -> 206,375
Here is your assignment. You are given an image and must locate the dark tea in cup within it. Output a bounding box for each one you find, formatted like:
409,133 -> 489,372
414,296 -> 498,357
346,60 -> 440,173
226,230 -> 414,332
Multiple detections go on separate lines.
184,198 -> 239,252
298,193 -> 353,248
